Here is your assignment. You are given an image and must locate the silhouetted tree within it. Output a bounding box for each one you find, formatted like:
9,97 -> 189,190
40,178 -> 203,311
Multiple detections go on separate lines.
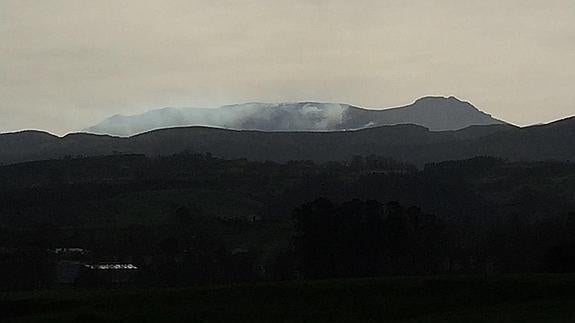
293,198 -> 444,279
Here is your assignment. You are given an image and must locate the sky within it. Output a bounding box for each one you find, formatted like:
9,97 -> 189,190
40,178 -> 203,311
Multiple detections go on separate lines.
1,0 -> 574,135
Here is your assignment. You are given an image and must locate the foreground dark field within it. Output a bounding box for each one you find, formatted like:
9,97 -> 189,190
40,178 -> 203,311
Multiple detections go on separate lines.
3,274 -> 575,322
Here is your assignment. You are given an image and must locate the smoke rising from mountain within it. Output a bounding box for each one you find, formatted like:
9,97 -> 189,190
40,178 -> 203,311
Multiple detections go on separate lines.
86,103 -> 350,136
2,1 -> 575,134
85,97 -> 506,137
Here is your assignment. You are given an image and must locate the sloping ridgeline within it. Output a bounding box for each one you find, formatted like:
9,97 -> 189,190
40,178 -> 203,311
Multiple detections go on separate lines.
0,116 -> 574,166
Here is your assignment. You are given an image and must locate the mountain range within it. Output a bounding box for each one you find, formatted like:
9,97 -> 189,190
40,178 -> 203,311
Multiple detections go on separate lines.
2,95 -> 574,166
2,114 -> 575,166
84,96 -> 506,136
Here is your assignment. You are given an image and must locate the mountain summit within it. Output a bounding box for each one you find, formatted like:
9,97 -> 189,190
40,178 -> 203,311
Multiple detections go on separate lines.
84,96 -> 506,136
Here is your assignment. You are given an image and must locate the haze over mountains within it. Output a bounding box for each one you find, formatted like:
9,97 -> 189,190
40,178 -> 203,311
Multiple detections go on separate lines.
3,95 -> 574,166
84,96 -> 506,136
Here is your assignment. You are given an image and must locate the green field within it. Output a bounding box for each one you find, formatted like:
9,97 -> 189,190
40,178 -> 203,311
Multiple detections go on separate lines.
3,274 -> 575,322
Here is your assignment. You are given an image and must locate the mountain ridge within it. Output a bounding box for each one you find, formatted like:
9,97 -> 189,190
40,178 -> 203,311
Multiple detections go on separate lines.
84,96 -> 507,136
3,118 -> 573,166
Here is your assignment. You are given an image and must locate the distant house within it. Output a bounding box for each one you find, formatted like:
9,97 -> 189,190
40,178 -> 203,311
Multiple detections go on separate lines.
50,248 -> 90,259
54,260 -> 140,286
86,262 -> 140,284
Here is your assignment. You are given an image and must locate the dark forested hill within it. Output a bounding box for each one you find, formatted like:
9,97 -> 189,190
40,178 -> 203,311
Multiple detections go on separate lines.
2,117 -> 575,166
1,153 -> 574,287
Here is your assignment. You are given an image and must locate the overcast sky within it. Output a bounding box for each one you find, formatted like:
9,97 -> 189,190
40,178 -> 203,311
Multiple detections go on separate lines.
1,0 -> 574,134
